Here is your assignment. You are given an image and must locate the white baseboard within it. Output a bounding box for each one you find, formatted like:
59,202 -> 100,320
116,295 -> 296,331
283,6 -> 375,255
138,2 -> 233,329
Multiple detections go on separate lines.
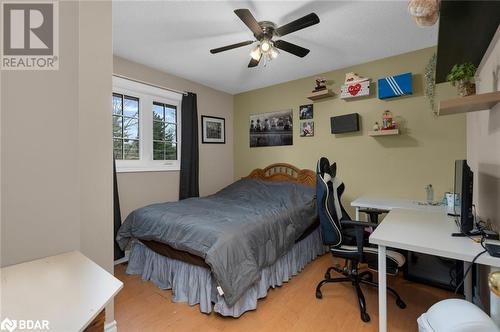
105,320 -> 118,332
114,250 -> 130,265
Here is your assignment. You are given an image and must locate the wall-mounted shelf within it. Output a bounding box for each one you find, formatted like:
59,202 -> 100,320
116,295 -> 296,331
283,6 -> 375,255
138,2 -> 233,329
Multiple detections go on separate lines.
307,89 -> 334,101
438,91 -> 500,116
368,129 -> 399,137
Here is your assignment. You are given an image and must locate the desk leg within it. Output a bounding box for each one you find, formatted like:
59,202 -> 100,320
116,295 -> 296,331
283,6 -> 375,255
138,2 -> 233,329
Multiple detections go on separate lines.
463,261 -> 473,301
355,207 -> 360,221
379,245 -> 387,332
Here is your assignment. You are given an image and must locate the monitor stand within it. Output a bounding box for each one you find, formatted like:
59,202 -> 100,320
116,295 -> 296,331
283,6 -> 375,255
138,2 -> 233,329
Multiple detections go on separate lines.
451,230 -> 482,237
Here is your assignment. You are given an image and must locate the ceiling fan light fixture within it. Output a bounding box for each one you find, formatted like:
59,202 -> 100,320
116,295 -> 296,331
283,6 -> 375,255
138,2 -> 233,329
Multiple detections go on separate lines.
260,39 -> 271,53
250,45 -> 261,61
270,47 -> 280,59
211,9 -> 319,68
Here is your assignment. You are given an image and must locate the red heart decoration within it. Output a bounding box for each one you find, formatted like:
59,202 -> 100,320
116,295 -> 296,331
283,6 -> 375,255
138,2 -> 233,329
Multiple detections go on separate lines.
348,83 -> 362,96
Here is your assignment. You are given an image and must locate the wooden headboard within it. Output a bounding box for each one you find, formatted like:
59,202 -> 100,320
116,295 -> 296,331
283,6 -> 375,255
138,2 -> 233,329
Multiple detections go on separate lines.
245,163 -> 316,188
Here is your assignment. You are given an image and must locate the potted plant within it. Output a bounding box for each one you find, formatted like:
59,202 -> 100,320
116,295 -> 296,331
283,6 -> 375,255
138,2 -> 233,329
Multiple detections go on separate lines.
446,62 -> 477,97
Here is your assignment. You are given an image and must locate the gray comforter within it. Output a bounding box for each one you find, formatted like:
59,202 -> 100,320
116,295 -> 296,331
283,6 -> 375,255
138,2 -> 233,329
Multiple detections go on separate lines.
116,179 -> 317,306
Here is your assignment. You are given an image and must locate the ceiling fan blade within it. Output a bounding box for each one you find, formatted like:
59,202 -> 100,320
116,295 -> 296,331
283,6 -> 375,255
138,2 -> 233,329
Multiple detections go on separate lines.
248,55 -> 261,68
234,9 -> 263,36
275,13 -> 320,37
210,40 -> 254,54
274,40 -> 310,57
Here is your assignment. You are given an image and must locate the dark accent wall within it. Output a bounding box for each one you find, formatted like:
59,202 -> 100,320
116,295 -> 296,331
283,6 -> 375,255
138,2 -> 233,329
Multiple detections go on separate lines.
436,1 -> 500,83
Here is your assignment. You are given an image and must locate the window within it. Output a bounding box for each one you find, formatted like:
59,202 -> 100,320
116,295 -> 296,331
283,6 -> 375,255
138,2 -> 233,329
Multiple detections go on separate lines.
112,76 -> 182,172
113,94 -> 140,160
153,102 -> 177,160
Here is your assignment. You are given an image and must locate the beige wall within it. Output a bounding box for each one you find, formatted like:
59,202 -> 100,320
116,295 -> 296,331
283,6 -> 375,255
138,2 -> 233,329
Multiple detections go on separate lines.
2,0 -> 114,322
78,1 -> 114,323
113,57 -> 234,218
79,0 -> 113,275
1,0 -> 114,320
2,2 -> 81,266
234,47 -> 466,214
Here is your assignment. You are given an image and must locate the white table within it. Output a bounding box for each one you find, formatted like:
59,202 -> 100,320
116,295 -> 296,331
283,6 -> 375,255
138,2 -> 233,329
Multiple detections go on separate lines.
352,197 -> 473,296
1,251 -> 123,332
369,209 -> 500,332
351,196 -> 445,221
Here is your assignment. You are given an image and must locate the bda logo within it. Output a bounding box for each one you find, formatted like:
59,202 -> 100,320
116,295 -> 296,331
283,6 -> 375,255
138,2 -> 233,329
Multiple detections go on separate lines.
0,318 -> 17,332
0,317 -> 49,331
1,1 -> 59,70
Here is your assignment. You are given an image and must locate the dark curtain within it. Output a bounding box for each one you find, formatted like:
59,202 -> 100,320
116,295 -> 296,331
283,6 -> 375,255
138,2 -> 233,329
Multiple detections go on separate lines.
179,92 -> 199,200
113,157 -> 125,260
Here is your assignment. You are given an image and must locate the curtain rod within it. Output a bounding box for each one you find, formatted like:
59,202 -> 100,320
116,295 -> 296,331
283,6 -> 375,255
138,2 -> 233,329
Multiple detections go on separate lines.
112,74 -> 189,96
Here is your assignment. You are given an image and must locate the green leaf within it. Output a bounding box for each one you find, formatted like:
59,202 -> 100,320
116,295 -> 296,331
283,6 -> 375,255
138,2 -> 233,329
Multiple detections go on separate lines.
447,62 -> 477,83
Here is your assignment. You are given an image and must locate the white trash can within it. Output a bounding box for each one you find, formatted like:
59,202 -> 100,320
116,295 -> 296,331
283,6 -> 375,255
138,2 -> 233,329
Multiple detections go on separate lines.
417,299 -> 499,332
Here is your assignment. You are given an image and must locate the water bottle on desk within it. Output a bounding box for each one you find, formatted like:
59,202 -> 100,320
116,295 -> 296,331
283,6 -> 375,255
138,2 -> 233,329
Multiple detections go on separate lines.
425,184 -> 434,204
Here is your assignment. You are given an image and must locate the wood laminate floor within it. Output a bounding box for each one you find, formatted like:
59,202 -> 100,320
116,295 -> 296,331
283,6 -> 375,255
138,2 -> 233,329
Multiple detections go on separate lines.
114,254 -> 457,332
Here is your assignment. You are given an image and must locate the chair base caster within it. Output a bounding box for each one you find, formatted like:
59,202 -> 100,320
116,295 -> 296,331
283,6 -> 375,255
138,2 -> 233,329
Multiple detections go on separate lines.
396,298 -> 406,309
361,312 -> 371,322
315,290 -> 322,299
364,274 -> 373,282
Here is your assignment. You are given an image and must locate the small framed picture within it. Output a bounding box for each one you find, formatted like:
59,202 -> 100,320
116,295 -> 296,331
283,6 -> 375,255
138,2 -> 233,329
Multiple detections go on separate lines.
299,104 -> 313,120
300,121 -> 314,137
201,115 -> 225,144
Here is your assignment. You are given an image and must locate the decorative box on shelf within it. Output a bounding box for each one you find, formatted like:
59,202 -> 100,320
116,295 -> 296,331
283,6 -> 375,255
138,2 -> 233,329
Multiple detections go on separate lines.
378,72 -> 413,99
340,80 -> 370,99
307,89 -> 334,101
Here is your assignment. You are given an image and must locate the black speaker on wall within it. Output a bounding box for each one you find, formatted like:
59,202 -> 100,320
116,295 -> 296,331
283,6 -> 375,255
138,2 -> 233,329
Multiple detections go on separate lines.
331,113 -> 360,134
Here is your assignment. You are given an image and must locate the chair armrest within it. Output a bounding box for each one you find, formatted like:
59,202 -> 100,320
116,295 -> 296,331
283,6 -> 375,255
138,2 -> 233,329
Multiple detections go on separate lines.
358,208 -> 389,214
340,220 -> 378,228
358,208 -> 389,224
340,219 -> 377,258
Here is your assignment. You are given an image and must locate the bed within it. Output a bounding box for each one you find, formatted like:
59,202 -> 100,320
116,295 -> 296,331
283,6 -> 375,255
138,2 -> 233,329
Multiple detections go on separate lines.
116,163 -> 326,317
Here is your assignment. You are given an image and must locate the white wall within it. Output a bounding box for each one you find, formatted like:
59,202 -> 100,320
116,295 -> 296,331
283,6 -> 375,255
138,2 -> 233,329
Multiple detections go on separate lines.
467,26 -> 500,311
468,26 -> 500,231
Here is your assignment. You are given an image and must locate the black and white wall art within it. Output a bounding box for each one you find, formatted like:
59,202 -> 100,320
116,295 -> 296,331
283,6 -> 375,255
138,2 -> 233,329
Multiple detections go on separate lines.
249,109 -> 293,147
201,115 -> 225,144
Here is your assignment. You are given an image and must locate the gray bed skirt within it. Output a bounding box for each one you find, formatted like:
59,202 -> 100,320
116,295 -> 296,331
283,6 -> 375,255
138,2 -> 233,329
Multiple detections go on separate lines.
126,227 -> 327,317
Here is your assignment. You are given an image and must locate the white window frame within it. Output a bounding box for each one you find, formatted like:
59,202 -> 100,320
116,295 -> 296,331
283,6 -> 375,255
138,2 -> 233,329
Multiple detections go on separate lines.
113,76 -> 182,172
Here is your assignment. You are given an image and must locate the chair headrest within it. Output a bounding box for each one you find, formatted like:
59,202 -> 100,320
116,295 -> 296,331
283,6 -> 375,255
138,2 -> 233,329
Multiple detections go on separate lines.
316,157 -> 337,182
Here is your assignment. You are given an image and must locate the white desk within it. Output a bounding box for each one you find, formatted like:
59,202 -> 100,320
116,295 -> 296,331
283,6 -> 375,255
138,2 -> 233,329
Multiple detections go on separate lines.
351,196 -> 445,220
370,209 -> 500,332
1,251 -> 123,332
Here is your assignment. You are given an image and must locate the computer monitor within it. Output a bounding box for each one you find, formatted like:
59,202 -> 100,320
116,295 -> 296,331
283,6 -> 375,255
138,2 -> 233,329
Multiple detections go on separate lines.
453,160 -> 474,234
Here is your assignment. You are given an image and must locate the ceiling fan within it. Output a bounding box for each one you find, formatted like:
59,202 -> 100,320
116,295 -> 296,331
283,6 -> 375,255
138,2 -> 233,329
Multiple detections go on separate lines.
210,9 -> 320,68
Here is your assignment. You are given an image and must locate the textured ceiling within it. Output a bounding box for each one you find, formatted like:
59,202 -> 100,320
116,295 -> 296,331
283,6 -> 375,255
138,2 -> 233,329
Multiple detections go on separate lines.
113,1 -> 438,94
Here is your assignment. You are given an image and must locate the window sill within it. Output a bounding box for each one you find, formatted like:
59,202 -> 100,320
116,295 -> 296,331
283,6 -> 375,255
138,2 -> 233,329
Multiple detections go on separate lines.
116,165 -> 180,173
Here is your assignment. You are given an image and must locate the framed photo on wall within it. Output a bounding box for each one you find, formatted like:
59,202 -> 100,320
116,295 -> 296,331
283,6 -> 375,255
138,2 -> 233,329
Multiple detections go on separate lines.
201,115 -> 225,144
249,109 -> 293,147
299,104 -> 313,120
300,121 -> 314,137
